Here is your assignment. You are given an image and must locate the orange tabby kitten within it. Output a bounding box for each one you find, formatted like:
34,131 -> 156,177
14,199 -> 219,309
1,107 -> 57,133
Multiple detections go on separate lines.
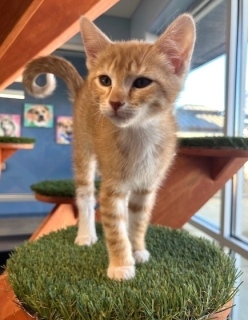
23,14 -> 195,280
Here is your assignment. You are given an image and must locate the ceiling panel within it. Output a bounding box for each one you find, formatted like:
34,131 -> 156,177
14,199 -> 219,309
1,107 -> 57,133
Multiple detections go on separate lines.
105,0 -> 141,18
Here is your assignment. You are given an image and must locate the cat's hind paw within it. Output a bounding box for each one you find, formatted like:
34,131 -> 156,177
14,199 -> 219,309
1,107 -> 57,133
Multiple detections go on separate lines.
74,235 -> 98,246
133,249 -> 150,264
107,266 -> 135,281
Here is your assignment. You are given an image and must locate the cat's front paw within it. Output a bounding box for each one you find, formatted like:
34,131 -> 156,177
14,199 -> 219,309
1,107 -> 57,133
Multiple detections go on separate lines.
107,266 -> 135,281
74,235 -> 98,246
133,249 -> 150,264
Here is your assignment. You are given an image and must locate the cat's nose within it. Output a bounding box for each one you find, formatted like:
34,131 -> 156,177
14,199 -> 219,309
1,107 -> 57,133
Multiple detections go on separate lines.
109,101 -> 124,111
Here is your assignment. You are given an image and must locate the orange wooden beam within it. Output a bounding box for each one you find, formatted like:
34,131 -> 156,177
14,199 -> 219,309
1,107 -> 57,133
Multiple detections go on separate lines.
0,0 -> 44,59
0,0 -> 119,91
34,192 -> 75,205
0,273 -> 32,320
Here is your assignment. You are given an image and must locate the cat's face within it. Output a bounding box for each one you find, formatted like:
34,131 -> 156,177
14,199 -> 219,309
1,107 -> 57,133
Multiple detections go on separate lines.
88,42 -> 177,128
81,15 -> 196,128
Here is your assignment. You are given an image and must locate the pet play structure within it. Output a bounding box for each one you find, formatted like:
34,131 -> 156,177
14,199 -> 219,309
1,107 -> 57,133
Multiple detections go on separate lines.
0,1 -> 246,318
1,136 -> 246,319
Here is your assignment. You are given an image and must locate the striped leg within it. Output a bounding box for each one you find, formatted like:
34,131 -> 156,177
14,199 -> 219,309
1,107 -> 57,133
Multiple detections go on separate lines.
128,190 -> 156,263
100,185 -> 135,280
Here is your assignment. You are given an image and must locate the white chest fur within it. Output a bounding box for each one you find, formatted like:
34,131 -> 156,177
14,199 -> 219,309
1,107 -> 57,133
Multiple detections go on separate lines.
117,121 -> 165,187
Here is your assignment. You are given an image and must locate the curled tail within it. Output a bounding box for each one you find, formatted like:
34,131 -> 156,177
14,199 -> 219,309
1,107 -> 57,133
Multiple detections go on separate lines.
23,56 -> 84,100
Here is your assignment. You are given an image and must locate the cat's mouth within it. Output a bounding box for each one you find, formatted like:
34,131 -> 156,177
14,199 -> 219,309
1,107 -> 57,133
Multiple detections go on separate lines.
108,112 -> 135,125
101,105 -> 138,127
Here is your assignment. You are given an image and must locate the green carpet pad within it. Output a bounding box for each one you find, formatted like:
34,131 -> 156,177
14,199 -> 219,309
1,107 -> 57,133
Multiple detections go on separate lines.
6,224 -> 239,320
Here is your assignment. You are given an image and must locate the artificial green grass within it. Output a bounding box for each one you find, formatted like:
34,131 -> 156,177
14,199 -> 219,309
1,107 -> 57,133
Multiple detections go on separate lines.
31,179 -> 76,197
30,179 -> 101,198
0,136 -> 35,144
6,224 -> 239,320
179,136 -> 248,149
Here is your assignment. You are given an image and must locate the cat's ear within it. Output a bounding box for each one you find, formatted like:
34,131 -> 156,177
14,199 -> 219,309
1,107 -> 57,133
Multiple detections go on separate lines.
80,17 -> 111,67
154,14 -> 196,76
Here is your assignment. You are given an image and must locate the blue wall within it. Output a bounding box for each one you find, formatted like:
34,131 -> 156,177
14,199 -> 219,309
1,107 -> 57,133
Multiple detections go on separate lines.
0,53 -> 87,216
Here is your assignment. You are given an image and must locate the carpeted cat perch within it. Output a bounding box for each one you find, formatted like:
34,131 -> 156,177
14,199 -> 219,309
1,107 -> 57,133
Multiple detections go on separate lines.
179,136 -> 248,148
6,224 -> 239,320
0,137 -> 35,176
0,137 -> 35,144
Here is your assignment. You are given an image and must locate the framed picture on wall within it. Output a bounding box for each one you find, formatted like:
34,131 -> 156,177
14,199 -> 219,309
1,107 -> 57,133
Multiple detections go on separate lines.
24,104 -> 54,128
56,116 -> 73,144
0,114 -> 21,137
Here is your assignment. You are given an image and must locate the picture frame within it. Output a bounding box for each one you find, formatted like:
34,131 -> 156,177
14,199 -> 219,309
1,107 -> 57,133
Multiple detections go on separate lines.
24,104 -> 54,128
0,114 -> 21,137
56,116 -> 73,144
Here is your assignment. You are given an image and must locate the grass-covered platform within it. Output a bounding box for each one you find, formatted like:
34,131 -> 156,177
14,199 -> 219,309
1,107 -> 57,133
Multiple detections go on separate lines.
0,136 -> 35,175
31,179 -> 76,198
179,136 -> 248,149
0,136 -> 35,144
31,179 -> 101,198
6,224 -> 239,320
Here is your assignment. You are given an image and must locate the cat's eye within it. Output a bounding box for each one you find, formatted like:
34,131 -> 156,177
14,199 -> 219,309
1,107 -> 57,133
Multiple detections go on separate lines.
99,75 -> 112,87
133,77 -> 152,89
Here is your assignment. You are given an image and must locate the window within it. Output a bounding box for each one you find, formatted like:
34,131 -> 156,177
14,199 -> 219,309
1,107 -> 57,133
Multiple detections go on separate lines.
176,0 -> 227,228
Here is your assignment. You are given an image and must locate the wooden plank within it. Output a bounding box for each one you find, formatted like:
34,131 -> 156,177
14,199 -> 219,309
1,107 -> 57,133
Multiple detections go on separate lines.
0,0 -> 119,91
0,143 -> 34,162
180,147 -> 248,158
34,192 -> 74,204
0,0 -> 44,59
0,273 -> 32,320
30,204 -> 77,241
0,143 -> 34,149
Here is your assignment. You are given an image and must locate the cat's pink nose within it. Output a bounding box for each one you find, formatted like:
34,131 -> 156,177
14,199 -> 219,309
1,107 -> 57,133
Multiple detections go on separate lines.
109,101 -> 124,111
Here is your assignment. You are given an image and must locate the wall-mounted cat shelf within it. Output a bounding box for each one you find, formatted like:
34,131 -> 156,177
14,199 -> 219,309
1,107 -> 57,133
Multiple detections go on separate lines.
0,137 -> 35,176
152,137 -> 248,227
25,137 -> 248,241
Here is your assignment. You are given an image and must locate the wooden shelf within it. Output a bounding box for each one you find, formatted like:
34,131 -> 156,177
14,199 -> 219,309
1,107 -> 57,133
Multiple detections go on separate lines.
180,146 -> 248,157
0,0 -> 119,91
0,143 -> 34,175
34,192 -> 74,205
151,147 -> 248,227
0,0 -> 44,59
